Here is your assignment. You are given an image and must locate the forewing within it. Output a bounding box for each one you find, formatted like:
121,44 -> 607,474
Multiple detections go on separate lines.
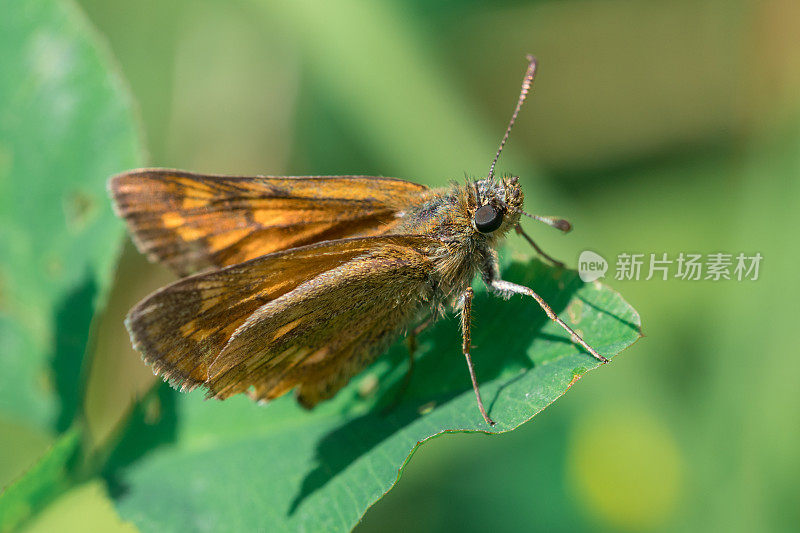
203,238 -> 436,405
125,235 -> 432,391
109,168 -> 428,275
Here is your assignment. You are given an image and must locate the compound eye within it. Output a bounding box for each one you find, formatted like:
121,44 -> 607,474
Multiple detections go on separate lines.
474,204 -> 503,233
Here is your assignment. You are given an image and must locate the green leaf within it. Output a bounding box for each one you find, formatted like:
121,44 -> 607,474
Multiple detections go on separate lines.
109,260 -> 640,532
0,0 -> 143,435
0,428 -> 81,532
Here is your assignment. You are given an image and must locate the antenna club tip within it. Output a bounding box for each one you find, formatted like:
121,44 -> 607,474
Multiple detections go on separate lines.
554,219 -> 572,232
525,54 -> 538,65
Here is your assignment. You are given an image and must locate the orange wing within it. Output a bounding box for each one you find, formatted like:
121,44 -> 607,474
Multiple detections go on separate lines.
109,168 -> 428,275
125,235 -> 437,404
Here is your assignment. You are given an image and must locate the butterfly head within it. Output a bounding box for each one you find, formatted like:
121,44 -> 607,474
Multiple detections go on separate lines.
470,176 -> 524,237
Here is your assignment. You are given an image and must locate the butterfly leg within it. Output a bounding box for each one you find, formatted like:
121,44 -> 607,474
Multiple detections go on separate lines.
382,318 -> 433,414
460,287 -> 496,426
402,317 -> 432,387
490,279 -> 609,363
515,224 -> 565,268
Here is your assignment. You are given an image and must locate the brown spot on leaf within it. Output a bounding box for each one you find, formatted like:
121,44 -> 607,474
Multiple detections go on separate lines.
63,190 -> 96,231
567,299 -> 584,324
566,373 -> 582,390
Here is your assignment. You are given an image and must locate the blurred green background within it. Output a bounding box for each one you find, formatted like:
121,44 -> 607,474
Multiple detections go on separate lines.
4,0 -> 800,531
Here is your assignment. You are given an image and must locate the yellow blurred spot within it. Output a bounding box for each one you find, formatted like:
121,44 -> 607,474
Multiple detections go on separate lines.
21,480 -> 137,533
271,318 -> 302,342
358,373 -> 378,398
0,416 -> 53,488
161,212 -> 184,228
177,226 -> 204,241
567,406 -> 682,530
418,401 -> 436,415
208,228 -> 252,251
143,395 -> 162,425
181,196 -> 209,209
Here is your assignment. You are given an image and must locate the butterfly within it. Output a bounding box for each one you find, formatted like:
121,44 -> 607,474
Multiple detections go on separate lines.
109,56 -> 606,426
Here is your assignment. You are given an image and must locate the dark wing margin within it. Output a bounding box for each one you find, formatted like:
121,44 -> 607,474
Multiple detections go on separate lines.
109,168 -> 427,275
125,235 -> 437,405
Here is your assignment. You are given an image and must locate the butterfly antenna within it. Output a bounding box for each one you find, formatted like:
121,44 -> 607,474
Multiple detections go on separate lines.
487,54 -> 538,181
518,210 -> 572,233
